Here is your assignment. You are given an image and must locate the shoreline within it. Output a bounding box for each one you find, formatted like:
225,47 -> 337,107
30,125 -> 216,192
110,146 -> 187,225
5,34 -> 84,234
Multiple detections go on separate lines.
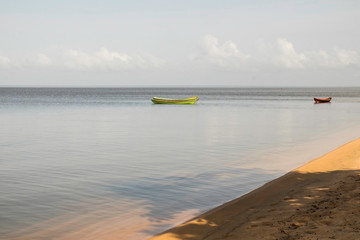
149,138 -> 360,240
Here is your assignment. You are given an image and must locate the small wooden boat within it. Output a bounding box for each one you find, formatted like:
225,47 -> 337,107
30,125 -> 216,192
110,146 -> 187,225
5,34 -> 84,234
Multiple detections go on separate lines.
314,97 -> 332,103
151,96 -> 198,104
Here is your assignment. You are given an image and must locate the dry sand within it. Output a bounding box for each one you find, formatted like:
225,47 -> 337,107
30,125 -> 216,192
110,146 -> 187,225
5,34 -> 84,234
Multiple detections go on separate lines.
150,138 -> 360,240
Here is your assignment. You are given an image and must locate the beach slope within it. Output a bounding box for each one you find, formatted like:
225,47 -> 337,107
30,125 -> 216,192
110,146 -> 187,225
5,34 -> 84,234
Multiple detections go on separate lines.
149,138 -> 360,240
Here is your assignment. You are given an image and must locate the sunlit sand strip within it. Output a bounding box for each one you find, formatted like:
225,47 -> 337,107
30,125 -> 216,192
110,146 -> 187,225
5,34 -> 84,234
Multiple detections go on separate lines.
149,138 -> 360,240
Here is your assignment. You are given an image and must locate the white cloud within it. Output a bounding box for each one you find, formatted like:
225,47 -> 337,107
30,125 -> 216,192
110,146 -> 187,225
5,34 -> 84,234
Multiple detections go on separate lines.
36,53 -> 52,66
198,35 -> 250,68
273,38 -> 307,69
334,48 -> 360,66
197,35 -> 360,70
262,38 -> 360,69
2,41 -> 360,74
0,55 -> 11,67
16,53 -> 53,67
63,48 -> 165,71
0,48 -> 165,71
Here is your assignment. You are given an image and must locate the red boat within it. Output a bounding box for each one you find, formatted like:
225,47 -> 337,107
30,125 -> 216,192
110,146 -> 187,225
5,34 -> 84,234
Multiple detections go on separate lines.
314,97 -> 332,103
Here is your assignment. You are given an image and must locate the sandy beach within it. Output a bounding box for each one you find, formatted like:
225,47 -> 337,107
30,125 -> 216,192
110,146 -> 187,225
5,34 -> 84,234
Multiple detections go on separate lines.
150,138 -> 360,240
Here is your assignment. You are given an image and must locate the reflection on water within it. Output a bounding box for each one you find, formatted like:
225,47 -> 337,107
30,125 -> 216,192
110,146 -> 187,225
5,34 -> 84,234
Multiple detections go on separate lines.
1,87 -> 360,239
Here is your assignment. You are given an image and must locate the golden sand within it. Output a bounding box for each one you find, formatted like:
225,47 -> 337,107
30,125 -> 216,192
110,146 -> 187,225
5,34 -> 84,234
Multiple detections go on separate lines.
150,138 -> 360,240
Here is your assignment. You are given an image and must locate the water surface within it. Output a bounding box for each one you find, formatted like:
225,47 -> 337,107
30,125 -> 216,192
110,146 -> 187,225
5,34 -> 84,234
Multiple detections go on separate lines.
1,87 -> 360,239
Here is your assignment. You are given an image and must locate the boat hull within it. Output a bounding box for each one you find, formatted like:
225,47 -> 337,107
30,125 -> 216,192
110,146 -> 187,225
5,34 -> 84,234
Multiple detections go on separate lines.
314,97 -> 332,103
151,96 -> 198,104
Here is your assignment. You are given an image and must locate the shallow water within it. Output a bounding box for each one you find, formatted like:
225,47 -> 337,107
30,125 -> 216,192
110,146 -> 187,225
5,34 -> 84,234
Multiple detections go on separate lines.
1,87 -> 360,239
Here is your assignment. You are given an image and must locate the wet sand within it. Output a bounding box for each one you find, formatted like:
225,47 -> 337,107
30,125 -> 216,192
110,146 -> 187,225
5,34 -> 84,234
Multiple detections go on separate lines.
150,138 -> 360,240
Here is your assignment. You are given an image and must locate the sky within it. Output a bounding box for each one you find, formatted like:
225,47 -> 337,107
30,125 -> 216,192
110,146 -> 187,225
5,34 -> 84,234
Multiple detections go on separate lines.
0,0 -> 360,87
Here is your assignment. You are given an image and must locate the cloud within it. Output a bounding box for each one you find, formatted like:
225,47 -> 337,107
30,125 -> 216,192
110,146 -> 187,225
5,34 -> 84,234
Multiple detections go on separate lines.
36,53 -> 52,66
196,35 -> 360,70
0,48 -> 165,71
0,55 -> 11,67
197,35 -> 250,68
0,53 -> 52,68
334,48 -> 360,66
273,38 -> 307,68
2,41 -> 359,74
269,39 -> 360,69
63,48 -> 165,71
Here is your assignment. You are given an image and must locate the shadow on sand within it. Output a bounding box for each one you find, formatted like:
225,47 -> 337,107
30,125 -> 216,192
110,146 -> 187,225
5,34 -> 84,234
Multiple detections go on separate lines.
149,169 -> 360,240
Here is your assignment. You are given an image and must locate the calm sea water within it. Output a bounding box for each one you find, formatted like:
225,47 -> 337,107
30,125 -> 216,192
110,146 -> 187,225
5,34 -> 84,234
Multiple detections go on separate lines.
1,87 -> 360,239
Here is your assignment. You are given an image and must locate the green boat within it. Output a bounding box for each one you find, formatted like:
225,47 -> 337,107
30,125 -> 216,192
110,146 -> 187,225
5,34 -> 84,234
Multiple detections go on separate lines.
151,96 -> 198,104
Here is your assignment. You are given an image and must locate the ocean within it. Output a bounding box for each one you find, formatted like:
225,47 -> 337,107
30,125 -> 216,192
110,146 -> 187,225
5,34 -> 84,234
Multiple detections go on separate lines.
1,87 -> 360,239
